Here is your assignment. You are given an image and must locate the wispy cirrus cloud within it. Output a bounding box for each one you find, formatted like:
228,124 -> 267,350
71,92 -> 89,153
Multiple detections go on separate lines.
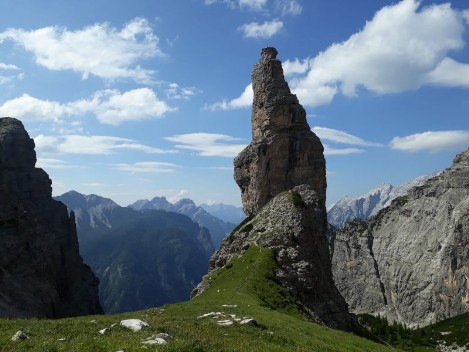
112,161 -> 179,174
34,134 -> 176,155
36,158 -> 77,169
390,130 -> 469,152
165,133 -> 246,157
312,127 -> 382,147
0,17 -> 162,82
312,126 -> 382,156
0,88 -> 175,125
205,0 -> 301,16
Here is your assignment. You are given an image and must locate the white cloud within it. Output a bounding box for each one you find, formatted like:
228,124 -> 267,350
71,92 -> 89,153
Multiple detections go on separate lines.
425,58 -> 469,88
205,83 -> 252,111
76,88 -> 176,125
238,19 -> 283,38
168,189 -> 190,203
323,144 -> 364,156
212,0 -> 469,108
35,134 -> 176,155
165,83 -> 202,100
0,17 -> 161,82
36,158 -> 76,169
282,58 -> 310,77
312,127 -> 382,147
287,0 -> 469,106
240,0 -> 267,11
0,94 -> 66,121
0,88 -> 175,125
276,0 -> 302,16
390,131 -> 469,152
113,161 -> 178,174
165,133 -> 246,157
0,63 -> 19,70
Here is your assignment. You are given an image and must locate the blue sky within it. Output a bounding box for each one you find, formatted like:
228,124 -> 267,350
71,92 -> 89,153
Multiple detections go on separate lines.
0,0 -> 467,208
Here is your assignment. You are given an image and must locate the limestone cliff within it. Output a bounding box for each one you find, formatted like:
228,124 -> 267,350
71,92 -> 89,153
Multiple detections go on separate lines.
332,148 -> 469,326
194,48 -> 354,331
234,47 -> 326,217
0,117 -> 102,318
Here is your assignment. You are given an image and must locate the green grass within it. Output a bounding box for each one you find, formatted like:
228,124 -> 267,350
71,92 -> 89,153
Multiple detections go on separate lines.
1,246 -> 401,351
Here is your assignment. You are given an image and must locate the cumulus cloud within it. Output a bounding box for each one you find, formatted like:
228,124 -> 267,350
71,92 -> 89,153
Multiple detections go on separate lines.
289,0 -> 469,106
389,130 -> 469,152
35,134 -> 176,155
238,19 -> 283,38
165,133 -> 246,157
113,161 -> 178,173
76,88 -> 176,125
282,58 -> 310,77
0,17 -> 161,82
425,58 -> 469,88
214,0 -> 469,108
312,127 -> 382,147
205,83 -> 252,111
0,88 -> 175,125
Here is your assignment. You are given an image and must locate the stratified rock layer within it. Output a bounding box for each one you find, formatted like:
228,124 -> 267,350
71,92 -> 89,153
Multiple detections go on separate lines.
195,48 -> 354,331
234,47 -> 326,217
0,117 -> 102,318
332,148 -> 469,326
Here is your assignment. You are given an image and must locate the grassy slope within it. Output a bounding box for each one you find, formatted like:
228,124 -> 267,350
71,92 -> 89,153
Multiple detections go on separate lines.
0,246 -> 398,352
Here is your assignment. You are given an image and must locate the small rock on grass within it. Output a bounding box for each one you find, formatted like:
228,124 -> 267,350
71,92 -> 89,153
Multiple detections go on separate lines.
120,319 -> 149,332
142,333 -> 173,345
11,331 -> 29,341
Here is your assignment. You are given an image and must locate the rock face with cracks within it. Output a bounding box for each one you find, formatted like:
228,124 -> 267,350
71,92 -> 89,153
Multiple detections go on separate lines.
332,148 -> 469,327
0,117 -> 102,318
234,47 -> 326,217
194,48 -> 355,331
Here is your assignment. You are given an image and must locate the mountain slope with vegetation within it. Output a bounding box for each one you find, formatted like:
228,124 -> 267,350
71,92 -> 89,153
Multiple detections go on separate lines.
0,246 -> 399,352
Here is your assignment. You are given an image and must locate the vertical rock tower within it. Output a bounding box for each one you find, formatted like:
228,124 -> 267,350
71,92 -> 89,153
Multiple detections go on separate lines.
234,47 -> 326,217
194,48 -> 355,331
0,117 -> 102,318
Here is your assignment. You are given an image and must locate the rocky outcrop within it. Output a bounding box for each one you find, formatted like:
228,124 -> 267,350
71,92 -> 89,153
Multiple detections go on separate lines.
234,47 -> 326,217
332,148 -> 469,327
194,48 -> 355,331
194,185 -> 355,330
0,117 -> 102,318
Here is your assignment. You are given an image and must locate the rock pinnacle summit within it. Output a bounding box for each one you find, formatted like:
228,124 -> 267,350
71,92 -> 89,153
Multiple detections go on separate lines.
234,47 -> 326,217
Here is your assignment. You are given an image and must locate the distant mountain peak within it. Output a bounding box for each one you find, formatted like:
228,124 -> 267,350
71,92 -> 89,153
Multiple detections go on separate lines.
328,175 -> 434,228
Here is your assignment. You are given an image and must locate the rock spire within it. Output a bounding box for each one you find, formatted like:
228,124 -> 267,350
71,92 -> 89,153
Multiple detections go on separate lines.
194,49 -> 356,332
0,117 -> 102,318
234,47 -> 326,217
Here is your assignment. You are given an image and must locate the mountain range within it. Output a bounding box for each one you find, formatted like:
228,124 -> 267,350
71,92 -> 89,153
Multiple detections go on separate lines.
129,197 -> 239,247
55,191 -> 215,313
327,174 -> 435,228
